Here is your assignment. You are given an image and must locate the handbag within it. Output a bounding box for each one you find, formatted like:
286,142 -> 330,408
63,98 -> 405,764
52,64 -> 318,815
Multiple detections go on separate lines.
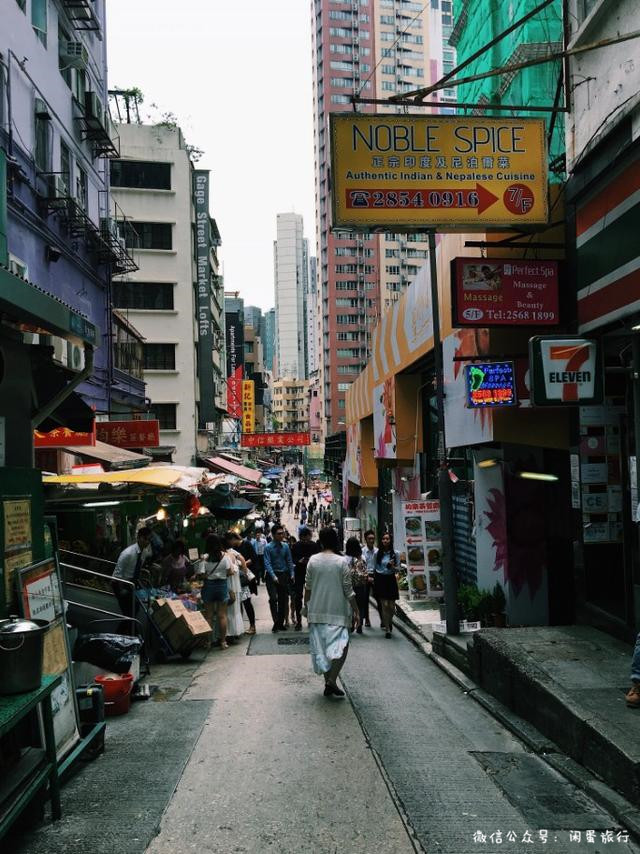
228,589 -> 236,604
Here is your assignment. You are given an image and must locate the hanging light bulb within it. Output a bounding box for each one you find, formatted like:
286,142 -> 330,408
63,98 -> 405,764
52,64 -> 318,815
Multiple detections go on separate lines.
156,507 -> 168,521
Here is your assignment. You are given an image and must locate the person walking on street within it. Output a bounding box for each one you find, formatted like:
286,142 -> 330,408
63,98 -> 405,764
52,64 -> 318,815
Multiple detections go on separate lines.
113,527 -> 152,625
373,531 -> 400,639
291,527 -> 320,630
252,529 -> 267,583
361,529 -> 378,628
345,537 -> 369,633
304,527 -> 360,697
264,523 -> 295,632
224,531 -> 249,642
626,633 -> 640,707
199,534 -> 233,649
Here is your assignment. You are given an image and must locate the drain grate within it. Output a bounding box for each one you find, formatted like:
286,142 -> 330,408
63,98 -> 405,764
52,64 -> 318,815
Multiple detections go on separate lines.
277,637 -> 309,646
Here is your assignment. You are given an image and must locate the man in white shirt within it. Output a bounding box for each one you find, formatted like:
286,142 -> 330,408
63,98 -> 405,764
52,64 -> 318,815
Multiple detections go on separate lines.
113,527 -> 152,623
361,529 -> 378,629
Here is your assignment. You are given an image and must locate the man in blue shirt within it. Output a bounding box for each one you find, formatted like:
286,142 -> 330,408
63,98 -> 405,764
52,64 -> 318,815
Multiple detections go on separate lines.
264,523 -> 295,632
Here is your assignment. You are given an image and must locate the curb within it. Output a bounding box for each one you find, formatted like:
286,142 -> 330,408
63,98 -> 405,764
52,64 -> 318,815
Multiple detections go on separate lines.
392,608 -> 640,841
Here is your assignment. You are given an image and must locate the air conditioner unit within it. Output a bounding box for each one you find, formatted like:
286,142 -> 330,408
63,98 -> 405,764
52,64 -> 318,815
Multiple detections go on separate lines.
51,336 -> 68,366
67,342 -> 86,372
62,41 -> 89,69
34,98 -> 51,120
48,174 -> 69,199
84,91 -> 104,125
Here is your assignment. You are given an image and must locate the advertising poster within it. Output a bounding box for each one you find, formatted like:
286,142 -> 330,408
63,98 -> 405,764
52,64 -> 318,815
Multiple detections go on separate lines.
402,499 -> 443,599
373,376 -> 396,459
452,258 -> 559,327
225,310 -> 244,418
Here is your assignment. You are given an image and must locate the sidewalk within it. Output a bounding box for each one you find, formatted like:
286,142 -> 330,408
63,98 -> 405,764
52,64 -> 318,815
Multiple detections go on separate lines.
395,595 -> 640,808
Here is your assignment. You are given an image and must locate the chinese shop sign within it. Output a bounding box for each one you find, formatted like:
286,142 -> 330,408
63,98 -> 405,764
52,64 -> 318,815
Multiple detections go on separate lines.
330,114 -> 548,229
242,380 -> 255,434
452,258 -> 559,327
240,432 -> 311,448
95,420 -> 160,448
34,425 -> 96,447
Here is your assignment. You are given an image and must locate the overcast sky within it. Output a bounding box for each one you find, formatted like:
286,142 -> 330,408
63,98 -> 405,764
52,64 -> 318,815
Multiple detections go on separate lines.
107,0 -> 316,311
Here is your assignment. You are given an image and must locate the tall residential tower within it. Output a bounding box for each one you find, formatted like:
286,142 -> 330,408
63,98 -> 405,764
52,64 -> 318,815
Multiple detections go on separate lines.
273,212 -> 308,380
311,0 -> 453,435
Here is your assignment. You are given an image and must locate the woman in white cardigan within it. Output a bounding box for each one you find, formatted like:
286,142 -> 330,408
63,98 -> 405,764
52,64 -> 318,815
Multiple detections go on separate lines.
304,527 -> 360,697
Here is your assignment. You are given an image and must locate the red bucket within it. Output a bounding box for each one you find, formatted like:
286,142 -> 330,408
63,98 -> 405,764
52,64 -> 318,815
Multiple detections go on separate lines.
95,673 -> 134,717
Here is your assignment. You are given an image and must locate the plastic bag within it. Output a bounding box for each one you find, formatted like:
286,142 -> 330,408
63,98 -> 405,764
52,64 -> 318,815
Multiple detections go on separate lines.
73,633 -> 142,674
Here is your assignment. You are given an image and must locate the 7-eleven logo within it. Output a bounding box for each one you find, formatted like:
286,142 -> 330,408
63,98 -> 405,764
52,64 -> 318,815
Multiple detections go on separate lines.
541,339 -> 597,403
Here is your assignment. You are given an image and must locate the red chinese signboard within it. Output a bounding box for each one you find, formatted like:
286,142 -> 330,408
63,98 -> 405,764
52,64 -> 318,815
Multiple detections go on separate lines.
95,420 -> 160,448
227,366 -> 243,419
452,258 -> 559,327
34,424 -> 96,447
241,432 -> 311,448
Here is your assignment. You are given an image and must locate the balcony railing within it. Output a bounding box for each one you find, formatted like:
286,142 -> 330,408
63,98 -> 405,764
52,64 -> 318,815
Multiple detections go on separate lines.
59,0 -> 101,32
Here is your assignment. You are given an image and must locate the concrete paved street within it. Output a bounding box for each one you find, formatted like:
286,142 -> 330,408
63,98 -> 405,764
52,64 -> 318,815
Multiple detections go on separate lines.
146,581 -> 639,854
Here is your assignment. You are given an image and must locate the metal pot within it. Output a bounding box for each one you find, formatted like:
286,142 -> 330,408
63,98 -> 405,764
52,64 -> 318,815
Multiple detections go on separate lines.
0,616 -> 48,695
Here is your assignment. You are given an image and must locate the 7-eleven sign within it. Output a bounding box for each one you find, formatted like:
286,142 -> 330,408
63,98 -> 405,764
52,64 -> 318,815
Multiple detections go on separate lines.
529,337 -> 603,406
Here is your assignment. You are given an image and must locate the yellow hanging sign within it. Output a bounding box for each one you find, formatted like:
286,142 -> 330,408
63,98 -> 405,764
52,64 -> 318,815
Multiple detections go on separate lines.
242,380 -> 255,434
330,114 -> 549,230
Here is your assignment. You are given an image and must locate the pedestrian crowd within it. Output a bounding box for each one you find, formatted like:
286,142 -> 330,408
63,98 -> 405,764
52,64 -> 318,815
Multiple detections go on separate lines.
113,464 -> 401,696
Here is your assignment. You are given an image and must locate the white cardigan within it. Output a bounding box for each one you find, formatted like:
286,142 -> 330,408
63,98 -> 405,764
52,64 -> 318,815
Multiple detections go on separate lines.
305,552 -> 355,627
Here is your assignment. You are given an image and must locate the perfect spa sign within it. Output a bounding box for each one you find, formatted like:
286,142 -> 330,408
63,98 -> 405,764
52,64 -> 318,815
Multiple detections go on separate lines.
529,337 -> 603,406
330,114 -> 549,230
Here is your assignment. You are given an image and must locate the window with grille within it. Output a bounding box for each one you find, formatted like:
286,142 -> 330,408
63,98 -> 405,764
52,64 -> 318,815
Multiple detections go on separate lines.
149,403 -> 177,430
144,343 -> 176,370
111,160 -> 171,190
113,282 -> 174,310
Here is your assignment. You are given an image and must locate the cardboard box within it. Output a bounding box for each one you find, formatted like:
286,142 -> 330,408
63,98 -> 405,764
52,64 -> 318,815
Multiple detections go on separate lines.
166,611 -> 212,652
152,598 -> 187,633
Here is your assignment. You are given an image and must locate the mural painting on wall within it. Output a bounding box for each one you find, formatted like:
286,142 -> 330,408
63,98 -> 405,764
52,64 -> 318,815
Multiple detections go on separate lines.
444,328 -> 494,449
478,463 -> 546,602
373,375 -> 396,459
403,264 -> 434,352
346,421 -> 362,486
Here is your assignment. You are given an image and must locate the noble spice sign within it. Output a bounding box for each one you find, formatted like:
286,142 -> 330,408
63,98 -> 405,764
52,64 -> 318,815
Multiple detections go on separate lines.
451,258 -> 559,327
330,114 -> 548,230
528,337 -> 603,406
240,432 -> 311,448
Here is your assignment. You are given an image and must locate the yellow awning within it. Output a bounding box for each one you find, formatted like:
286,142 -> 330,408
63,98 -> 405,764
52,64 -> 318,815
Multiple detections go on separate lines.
43,467 -> 183,487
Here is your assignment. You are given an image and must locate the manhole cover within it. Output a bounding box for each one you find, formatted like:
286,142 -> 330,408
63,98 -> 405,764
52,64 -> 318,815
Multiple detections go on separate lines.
247,634 -> 310,655
277,637 -> 309,646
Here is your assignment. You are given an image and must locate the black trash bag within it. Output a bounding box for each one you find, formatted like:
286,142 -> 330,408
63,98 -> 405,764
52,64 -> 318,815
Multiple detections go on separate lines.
73,633 -> 142,674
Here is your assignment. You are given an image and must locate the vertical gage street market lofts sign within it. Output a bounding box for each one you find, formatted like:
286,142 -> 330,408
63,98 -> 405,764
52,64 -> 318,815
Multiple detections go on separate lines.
194,170 -> 215,428
330,114 -> 549,230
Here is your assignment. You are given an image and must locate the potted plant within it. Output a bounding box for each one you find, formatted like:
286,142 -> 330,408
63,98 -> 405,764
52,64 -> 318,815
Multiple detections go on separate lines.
491,582 -> 507,627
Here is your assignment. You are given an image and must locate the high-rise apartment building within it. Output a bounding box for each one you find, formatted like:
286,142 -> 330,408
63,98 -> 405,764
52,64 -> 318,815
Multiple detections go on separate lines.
311,0 -> 453,435
273,212 -> 308,380
263,308 -> 276,373
307,255 -> 319,376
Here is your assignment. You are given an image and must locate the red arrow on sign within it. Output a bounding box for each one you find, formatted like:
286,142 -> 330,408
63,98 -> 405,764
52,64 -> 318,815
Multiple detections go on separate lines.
475,183 -> 499,215
345,182 -> 500,214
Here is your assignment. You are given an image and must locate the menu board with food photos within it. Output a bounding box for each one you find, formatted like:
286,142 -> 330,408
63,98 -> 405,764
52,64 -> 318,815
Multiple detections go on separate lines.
402,500 -> 443,599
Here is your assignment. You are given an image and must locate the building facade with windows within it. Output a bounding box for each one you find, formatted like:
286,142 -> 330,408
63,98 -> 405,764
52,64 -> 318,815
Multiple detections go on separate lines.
273,212 -> 308,380
111,122 -> 224,465
262,306 -> 276,373
272,378 -> 311,433
1,0 -> 141,417
311,0 -> 453,436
